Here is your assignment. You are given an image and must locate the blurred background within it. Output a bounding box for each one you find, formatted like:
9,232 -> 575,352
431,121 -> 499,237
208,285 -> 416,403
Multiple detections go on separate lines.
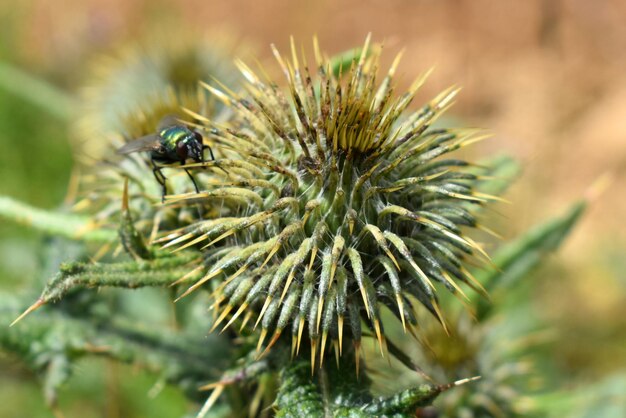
0,0 -> 624,417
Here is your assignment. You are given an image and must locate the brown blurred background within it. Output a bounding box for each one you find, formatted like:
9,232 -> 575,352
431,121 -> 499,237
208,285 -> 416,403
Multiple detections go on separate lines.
1,0 -> 625,413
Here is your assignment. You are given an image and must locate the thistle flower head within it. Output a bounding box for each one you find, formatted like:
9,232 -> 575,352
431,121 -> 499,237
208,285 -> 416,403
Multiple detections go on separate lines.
158,36 -> 496,363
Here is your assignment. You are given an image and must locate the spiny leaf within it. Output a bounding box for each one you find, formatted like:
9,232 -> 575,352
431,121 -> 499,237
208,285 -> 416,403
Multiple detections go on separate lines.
10,254 -> 198,325
475,199 -> 586,319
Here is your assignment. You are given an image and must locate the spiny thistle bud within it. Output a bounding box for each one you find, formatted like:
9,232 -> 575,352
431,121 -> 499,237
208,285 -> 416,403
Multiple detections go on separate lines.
159,36 -> 500,366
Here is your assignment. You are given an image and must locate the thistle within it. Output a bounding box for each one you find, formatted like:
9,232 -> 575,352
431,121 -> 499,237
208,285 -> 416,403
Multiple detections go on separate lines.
161,36 -> 499,366
0,33 -> 591,418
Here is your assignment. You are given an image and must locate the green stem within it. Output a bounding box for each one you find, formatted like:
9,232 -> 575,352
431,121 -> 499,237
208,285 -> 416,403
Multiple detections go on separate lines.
0,196 -> 117,243
40,254 -> 198,302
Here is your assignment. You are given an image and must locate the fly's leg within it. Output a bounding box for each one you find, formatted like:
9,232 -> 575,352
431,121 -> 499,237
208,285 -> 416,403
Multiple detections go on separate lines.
151,158 -> 167,203
182,162 -> 204,218
184,167 -> 200,194
203,144 -> 228,175
203,144 -> 216,161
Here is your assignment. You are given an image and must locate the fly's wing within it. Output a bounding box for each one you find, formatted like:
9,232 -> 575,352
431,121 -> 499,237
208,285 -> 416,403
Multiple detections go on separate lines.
157,114 -> 183,131
116,134 -> 162,155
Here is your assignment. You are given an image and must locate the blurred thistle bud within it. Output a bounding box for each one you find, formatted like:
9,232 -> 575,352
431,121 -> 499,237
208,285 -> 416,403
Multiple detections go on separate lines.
76,31 -> 249,154
72,32 -> 250,233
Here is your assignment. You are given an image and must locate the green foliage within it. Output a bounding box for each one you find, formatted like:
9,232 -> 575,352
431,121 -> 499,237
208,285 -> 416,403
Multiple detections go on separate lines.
1,292 -> 230,407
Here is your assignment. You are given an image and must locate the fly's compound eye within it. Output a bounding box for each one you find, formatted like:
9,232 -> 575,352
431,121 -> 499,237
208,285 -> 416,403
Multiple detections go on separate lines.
191,132 -> 205,162
176,140 -> 189,160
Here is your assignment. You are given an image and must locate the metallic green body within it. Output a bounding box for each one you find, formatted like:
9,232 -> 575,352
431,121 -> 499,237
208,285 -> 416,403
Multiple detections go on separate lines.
154,125 -> 196,162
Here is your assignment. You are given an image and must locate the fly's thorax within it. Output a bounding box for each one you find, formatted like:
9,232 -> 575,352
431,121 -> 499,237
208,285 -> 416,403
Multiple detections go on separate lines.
160,125 -> 194,150
156,125 -> 200,162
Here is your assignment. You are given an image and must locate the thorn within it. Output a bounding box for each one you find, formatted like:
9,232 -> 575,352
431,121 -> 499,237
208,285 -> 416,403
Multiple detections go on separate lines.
221,302 -> 248,333
441,270 -> 469,301
472,191 -> 510,203
10,299 -> 45,327
198,381 -> 220,391
239,311 -> 253,332
432,300 -> 449,335
170,265 -> 204,287
254,296 -> 273,330
279,270 -> 296,304
407,324 -> 420,341
477,224 -> 503,239
210,297 -> 222,321
210,305 -> 233,333
308,246 -> 318,271
175,269 -> 222,302
260,242 -> 280,269
315,296 -> 324,332
358,283 -> 371,319
320,331 -> 328,367
453,375 -> 481,387
196,385 -> 224,418
296,317 -> 305,355
256,328 -> 268,353
373,319 -> 385,356
291,334 -> 297,359
395,294 -> 406,332
208,293 -> 225,311
202,229 -> 236,250
259,331 -> 282,359
384,249 -> 400,270
168,233 -> 209,253
465,236 -> 491,261
337,316 -> 344,355
461,266 -> 489,299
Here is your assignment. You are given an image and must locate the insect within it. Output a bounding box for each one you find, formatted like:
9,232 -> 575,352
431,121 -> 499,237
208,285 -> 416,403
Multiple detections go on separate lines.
116,116 -> 215,202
